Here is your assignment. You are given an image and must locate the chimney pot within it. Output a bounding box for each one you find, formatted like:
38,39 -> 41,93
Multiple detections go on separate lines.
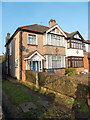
7,33 -> 10,40
49,19 -> 56,28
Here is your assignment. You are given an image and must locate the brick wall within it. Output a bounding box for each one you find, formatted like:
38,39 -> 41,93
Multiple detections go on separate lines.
83,52 -> 89,72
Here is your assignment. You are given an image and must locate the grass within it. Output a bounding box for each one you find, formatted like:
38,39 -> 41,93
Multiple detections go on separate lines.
20,81 -> 75,109
3,79 -> 90,119
2,80 -> 72,119
2,80 -> 39,105
20,80 -> 90,117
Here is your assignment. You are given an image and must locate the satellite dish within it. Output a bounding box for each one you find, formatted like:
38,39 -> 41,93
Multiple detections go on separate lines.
21,46 -> 25,51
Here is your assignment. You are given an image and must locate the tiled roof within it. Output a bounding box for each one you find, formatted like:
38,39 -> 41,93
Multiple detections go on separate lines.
25,50 -> 37,58
64,31 -> 78,38
19,24 -> 49,34
84,40 -> 90,44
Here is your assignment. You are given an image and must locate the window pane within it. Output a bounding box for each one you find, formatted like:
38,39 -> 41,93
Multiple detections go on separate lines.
28,34 -> 36,45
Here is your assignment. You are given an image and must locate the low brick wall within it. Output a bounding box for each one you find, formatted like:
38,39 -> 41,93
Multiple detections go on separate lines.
75,67 -> 84,73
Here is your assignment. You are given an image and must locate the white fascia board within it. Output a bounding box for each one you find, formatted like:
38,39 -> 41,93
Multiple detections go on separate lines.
46,24 -> 67,38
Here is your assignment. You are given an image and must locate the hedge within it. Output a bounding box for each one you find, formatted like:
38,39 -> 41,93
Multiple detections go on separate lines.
25,70 -> 37,84
25,70 -> 89,98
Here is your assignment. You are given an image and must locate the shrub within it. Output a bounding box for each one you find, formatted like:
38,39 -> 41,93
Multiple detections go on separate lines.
25,70 -> 36,84
65,68 -> 76,76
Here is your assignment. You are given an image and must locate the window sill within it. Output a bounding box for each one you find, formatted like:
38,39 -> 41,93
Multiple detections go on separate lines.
69,66 -> 84,68
43,45 -> 65,48
67,48 -> 83,50
27,44 -> 38,46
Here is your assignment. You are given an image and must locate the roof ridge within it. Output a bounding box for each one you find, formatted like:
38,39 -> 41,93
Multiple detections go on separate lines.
18,24 -> 38,28
18,24 -> 49,29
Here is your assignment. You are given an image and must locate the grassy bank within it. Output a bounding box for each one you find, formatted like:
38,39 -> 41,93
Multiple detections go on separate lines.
2,80 -> 73,119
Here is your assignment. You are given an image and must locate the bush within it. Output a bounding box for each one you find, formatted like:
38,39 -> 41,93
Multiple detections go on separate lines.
25,70 -> 37,84
65,68 -> 76,76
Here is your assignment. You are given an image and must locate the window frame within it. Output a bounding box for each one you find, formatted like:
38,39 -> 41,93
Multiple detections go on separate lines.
68,56 -> 84,68
28,33 -> 37,45
46,33 -> 65,47
47,55 -> 65,69
67,39 -> 86,51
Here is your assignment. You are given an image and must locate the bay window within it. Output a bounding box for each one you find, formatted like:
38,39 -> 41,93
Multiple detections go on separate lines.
67,39 -> 86,51
68,57 -> 83,68
46,55 -> 65,68
47,33 -> 65,47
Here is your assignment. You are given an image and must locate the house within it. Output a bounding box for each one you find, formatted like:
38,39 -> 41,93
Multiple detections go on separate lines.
65,31 -> 90,73
5,19 -> 90,80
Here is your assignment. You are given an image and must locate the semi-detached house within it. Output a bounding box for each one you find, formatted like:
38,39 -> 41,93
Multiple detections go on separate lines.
5,19 -> 90,80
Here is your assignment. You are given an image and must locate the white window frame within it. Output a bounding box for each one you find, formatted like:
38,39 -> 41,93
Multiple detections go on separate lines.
47,55 -> 65,69
15,59 -> 18,68
28,33 -> 37,45
46,33 -> 65,47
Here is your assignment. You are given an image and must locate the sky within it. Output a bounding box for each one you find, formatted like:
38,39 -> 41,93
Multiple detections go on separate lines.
1,2 -> 88,55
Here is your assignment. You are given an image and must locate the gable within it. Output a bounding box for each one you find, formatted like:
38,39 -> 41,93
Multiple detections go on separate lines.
73,33 -> 81,40
46,24 -> 67,37
24,51 -> 45,60
71,31 -> 84,40
50,27 -> 63,35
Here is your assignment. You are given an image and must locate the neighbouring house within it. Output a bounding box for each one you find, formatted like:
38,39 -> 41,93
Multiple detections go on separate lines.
5,19 -> 90,80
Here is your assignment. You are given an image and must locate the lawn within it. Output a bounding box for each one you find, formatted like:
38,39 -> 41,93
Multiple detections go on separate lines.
2,80 -> 39,105
2,80 -> 73,119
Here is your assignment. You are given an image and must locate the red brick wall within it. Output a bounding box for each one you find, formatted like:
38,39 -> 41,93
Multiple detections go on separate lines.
75,67 -> 84,73
83,53 -> 89,72
66,57 -> 68,69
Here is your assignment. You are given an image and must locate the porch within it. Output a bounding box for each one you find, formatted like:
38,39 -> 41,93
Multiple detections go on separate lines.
24,51 -> 45,72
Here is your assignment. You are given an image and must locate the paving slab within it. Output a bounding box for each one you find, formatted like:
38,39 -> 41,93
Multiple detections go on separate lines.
37,100 -> 49,107
20,102 -> 37,112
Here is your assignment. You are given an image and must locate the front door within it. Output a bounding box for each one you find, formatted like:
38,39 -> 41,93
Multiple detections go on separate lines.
33,61 -> 39,71
33,61 -> 36,71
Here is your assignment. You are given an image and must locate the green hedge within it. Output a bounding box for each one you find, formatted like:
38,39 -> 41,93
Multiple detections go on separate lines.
65,68 -> 76,76
25,70 -> 88,98
38,72 -> 75,97
25,70 -> 37,84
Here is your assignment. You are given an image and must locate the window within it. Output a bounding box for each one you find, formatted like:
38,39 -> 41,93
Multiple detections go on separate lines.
9,43 -> 12,56
47,55 -> 65,68
47,33 -> 65,47
28,34 -> 37,45
68,57 -> 83,68
15,59 -> 18,67
68,39 -> 85,50
52,55 -> 61,68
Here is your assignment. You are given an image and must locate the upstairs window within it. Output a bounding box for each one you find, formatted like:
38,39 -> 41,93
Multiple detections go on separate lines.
47,33 -> 65,47
28,34 -> 37,45
67,39 -> 84,50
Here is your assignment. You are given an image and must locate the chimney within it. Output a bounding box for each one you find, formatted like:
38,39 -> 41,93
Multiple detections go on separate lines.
7,33 -> 10,40
49,19 -> 56,28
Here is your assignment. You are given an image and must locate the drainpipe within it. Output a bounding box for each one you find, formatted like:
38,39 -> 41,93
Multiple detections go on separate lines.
19,31 -> 22,80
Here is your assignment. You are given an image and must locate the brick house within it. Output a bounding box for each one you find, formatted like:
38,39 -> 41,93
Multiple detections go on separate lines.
5,19 -> 90,80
